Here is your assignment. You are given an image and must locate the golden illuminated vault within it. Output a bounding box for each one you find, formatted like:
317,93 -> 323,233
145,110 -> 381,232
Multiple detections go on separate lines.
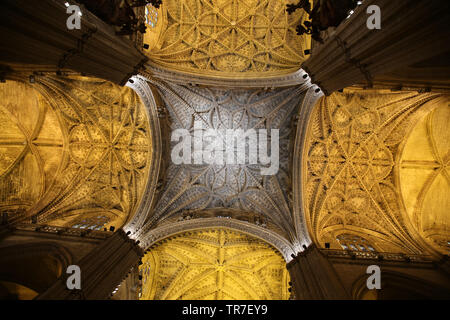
139,229 -> 290,300
144,0 -> 311,77
399,102 -> 450,255
0,76 -> 152,229
303,88 -> 449,254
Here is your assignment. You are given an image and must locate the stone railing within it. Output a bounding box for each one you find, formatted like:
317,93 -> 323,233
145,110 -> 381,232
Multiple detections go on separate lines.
13,223 -> 111,240
321,249 -> 435,264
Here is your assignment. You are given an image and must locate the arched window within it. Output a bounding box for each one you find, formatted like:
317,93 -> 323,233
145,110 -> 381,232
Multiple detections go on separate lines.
71,215 -> 110,231
145,5 -> 159,28
336,234 -> 376,252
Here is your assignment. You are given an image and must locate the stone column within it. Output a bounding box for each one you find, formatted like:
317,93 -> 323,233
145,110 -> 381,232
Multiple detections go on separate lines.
302,0 -> 450,95
37,230 -> 144,300
287,244 -> 350,300
0,0 -> 148,85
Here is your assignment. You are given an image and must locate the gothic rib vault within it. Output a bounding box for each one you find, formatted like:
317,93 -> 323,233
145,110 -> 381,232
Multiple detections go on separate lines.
134,81 -> 309,246
302,88 -> 450,255
140,229 -> 290,300
143,0 -> 310,80
0,76 -> 153,230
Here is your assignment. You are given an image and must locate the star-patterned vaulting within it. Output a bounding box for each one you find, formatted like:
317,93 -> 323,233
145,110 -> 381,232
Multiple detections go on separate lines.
136,80 -> 307,242
303,88 -> 448,254
0,76 -> 152,229
139,228 -> 290,300
144,0 -> 311,77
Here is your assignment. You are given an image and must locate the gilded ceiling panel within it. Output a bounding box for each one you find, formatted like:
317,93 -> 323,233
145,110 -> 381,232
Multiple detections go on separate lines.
140,228 -> 290,300
0,76 -> 152,229
0,81 -> 63,220
144,0 -> 310,77
303,88 -> 445,254
399,102 -> 450,255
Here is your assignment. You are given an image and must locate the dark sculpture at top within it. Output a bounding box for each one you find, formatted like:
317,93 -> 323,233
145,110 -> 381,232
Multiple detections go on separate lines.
287,0 -> 359,43
77,0 -> 163,35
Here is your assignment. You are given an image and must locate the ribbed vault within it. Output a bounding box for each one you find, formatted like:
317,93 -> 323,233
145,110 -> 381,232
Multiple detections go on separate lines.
139,228 -> 290,300
0,76 -> 153,229
302,88 -> 448,254
143,0 -> 310,78
134,80 -> 309,243
399,102 -> 450,255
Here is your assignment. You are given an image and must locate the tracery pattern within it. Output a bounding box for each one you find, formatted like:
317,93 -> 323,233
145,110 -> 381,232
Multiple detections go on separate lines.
146,0 -> 310,76
137,82 -> 306,241
140,229 -> 290,300
303,89 -> 443,253
0,76 -> 152,228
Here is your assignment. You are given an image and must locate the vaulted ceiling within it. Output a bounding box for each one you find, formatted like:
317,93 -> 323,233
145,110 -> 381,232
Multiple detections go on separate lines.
0,76 -> 153,230
399,102 -> 450,255
136,80 -> 307,243
302,88 -> 449,254
144,0 -> 310,77
140,228 -> 290,300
